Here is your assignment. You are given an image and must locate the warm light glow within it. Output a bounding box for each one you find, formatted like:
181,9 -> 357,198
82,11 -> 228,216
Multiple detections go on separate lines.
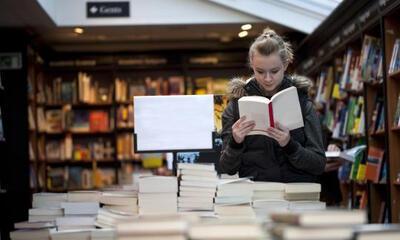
238,31 -> 248,38
74,28 -> 84,34
241,24 -> 252,31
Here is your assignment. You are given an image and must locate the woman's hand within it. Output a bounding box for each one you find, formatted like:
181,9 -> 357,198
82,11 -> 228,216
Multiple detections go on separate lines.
232,116 -> 256,144
325,144 -> 344,172
266,122 -> 290,147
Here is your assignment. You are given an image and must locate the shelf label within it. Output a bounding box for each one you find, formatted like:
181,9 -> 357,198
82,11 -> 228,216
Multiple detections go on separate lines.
87,1 -> 129,18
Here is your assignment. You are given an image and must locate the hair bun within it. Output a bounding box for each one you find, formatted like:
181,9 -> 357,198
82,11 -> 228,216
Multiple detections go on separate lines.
262,28 -> 277,38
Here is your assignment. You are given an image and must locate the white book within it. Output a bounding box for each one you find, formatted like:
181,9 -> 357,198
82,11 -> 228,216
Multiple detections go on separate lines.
179,186 -> 216,193
56,216 -> 95,227
284,183 -> 321,193
29,208 -> 63,216
14,221 -> 55,229
189,223 -> 264,240
178,197 -> 214,204
28,215 -> 59,223
289,201 -> 326,211
180,175 -> 218,182
138,198 -> 177,208
272,225 -> 354,240
100,194 -> 138,206
253,191 -> 284,200
61,202 -> 99,215
177,163 -> 215,172
179,169 -> 217,177
179,191 -> 215,198
180,180 -> 217,188
238,86 -> 304,134
10,228 -> 53,240
178,201 -> 214,209
138,192 -> 177,201
139,176 -> 178,193
67,191 -> 101,202
214,196 -> 252,205
102,205 -> 138,214
270,209 -> 366,227
49,228 -> 92,240
252,181 -> 286,191
119,235 -> 185,240
252,199 -> 289,209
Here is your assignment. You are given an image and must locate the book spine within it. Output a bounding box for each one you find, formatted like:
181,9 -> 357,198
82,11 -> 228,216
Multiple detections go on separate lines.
268,103 -> 274,128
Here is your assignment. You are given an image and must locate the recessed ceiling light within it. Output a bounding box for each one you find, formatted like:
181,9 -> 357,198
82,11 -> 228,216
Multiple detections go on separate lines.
241,24 -> 252,31
74,28 -> 84,34
238,31 -> 248,38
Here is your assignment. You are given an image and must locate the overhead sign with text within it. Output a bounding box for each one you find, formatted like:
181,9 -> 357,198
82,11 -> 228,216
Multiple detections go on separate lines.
87,1 -> 130,18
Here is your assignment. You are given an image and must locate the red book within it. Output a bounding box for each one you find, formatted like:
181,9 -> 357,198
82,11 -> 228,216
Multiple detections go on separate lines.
89,111 -> 109,132
365,146 -> 385,183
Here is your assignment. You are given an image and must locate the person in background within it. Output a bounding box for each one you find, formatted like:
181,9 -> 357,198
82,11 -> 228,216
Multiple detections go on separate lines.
219,28 -> 326,182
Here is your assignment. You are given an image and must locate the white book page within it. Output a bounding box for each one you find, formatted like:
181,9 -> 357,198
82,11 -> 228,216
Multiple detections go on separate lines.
271,86 -> 304,130
238,96 -> 270,134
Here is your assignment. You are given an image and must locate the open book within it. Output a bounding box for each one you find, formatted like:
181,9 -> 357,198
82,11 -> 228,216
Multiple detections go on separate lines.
238,86 -> 304,135
325,145 -> 366,162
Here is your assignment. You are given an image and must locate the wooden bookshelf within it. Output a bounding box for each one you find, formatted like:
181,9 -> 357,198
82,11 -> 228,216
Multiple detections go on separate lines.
384,8 -> 400,223
295,0 -> 400,223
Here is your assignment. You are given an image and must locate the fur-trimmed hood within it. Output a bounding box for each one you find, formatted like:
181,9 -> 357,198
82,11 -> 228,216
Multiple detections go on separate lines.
227,75 -> 313,99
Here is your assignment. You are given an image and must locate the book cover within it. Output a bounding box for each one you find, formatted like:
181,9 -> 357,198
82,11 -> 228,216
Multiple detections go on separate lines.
238,86 -> 304,135
365,146 -> 385,183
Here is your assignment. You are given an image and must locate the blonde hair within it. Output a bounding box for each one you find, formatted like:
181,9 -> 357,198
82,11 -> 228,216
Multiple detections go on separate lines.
249,28 -> 294,66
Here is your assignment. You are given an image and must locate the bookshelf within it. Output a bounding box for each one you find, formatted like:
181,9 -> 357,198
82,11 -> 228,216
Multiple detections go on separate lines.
27,50 -> 249,192
295,0 -> 400,223
384,8 -> 400,223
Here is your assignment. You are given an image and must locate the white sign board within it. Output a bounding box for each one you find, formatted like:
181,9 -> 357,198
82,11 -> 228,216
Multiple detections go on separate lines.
134,95 -> 214,151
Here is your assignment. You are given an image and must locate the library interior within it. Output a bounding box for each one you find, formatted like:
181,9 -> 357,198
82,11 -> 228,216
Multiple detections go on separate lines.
1,0 -> 400,239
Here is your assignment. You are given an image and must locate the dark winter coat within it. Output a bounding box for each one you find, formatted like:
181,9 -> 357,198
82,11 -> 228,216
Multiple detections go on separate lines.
219,75 -> 326,182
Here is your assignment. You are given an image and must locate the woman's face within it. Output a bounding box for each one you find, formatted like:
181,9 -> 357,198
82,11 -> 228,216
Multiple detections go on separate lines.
251,51 -> 287,94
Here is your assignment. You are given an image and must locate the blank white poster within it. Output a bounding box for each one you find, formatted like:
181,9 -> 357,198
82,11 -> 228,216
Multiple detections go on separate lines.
134,95 -> 214,151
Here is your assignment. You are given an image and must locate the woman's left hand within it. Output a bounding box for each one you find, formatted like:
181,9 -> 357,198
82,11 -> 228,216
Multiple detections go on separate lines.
266,122 -> 290,147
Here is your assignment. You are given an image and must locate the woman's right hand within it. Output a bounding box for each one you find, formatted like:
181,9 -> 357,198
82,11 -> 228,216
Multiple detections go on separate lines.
232,116 -> 256,144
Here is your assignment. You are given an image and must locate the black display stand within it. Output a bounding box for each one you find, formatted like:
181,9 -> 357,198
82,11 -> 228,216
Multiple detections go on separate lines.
134,131 -> 217,175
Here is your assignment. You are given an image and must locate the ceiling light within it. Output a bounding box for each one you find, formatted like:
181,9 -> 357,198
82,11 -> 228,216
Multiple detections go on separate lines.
74,28 -> 84,34
238,31 -> 248,38
241,24 -> 252,31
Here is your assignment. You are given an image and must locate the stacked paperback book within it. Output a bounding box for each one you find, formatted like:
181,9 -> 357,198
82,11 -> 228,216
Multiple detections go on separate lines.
177,163 -> 217,212
270,209 -> 367,240
251,182 -> 288,221
138,176 -> 178,215
215,178 -> 255,219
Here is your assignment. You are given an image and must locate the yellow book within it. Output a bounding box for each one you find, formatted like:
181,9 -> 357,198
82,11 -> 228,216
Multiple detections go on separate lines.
356,163 -> 366,181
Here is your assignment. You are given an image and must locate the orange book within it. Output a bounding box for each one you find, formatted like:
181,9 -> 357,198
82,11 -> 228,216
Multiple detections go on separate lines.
365,147 -> 385,183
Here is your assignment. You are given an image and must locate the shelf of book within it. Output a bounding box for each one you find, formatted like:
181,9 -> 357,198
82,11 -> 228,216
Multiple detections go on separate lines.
26,50 -> 247,192
384,8 -> 400,223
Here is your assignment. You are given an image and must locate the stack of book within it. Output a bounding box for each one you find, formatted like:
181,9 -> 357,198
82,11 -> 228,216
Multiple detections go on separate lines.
284,183 -> 325,211
251,182 -> 288,221
57,200 -> 98,230
138,176 -> 178,215
214,178 -> 255,220
29,193 -> 66,223
91,229 -> 116,240
96,208 -> 138,229
270,210 -> 367,240
99,190 -> 138,214
177,163 -> 217,212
